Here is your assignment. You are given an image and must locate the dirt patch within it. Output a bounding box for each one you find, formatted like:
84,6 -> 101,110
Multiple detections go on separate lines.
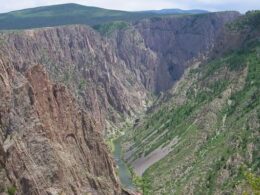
132,137 -> 179,176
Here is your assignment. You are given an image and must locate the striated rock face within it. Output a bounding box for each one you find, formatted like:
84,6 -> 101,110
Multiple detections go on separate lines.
104,12 -> 241,93
133,11 -> 240,91
0,11 -> 241,194
0,61 -> 122,194
0,25 -> 149,134
0,12 -> 239,133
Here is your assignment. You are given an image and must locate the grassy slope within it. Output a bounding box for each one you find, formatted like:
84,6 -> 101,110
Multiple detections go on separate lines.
125,12 -> 260,194
0,4 -> 149,30
0,3 -> 206,30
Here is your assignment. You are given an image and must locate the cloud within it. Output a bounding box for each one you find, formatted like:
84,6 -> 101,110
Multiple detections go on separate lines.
0,0 -> 259,13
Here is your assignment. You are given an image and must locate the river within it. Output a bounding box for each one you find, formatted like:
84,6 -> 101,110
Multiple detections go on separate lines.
112,138 -> 135,190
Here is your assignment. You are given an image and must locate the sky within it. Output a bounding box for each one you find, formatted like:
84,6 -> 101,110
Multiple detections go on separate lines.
0,0 -> 259,13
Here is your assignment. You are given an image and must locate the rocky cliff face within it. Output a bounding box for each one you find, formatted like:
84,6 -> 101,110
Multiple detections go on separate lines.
0,26 -> 150,135
133,12 -> 240,92
0,11 -> 241,194
107,12 -> 241,93
0,12 -> 239,133
0,61 -> 124,194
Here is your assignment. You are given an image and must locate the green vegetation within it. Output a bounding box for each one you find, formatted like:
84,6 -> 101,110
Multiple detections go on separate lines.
7,186 -> 16,195
133,175 -> 150,194
0,3 -> 144,30
93,21 -> 129,35
128,166 -> 151,194
78,79 -> 87,90
229,10 -> 260,30
0,3 -> 206,30
124,17 -> 260,194
244,171 -> 260,192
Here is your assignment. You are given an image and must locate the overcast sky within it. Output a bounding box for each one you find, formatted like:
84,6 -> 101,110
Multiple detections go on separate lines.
0,0 -> 259,13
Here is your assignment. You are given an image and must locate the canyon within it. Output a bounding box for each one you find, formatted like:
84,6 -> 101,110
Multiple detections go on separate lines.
0,4 -> 259,195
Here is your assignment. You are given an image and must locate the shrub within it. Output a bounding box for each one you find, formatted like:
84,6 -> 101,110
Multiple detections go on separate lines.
244,171 -> 260,192
7,186 -> 16,195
